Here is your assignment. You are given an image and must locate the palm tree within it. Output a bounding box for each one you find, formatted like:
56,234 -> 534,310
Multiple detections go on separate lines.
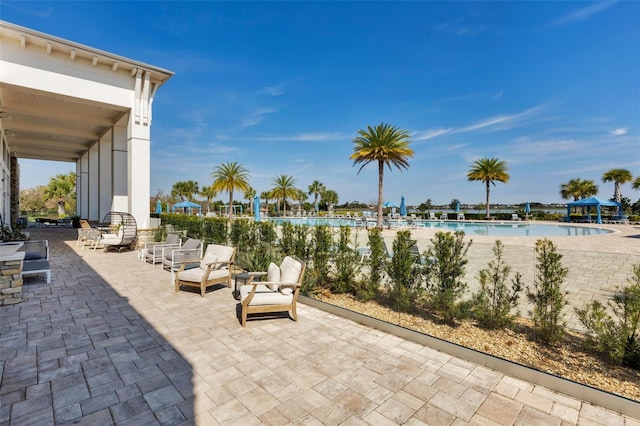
171,180 -> 199,201
633,176 -> 640,190
560,178 -> 598,213
199,185 -> 217,214
270,174 -> 298,217
577,179 -> 598,199
260,191 -> 271,215
294,188 -> 308,216
244,186 -> 257,214
308,180 -> 326,213
602,168 -> 633,203
351,123 -> 414,229
467,157 -> 510,219
321,189 -> 339,213
560,178 -> 584,202
44,172 -> 76,217
210,162 -> 251,220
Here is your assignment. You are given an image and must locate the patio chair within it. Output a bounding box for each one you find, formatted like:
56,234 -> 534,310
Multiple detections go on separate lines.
440,213 -> 448,220
240,256 -> 306,327
162,238 -> 202,271
143,233 -> 182,265
77,219 -> 101,249
174,244 -> 236,296
511,214 -> 521,221
18,239 -> 51,283
95,212 -> 137,252
428,212 -> 437,220
457,213 -> 465,220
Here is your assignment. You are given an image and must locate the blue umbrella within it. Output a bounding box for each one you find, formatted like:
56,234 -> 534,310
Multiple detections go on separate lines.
254,195 -> 260,221
156,199 -> 162,214
399,195 -> 407,217
524,201 -> 531,214
455,200 -> 461,212
383,201 -> 399,208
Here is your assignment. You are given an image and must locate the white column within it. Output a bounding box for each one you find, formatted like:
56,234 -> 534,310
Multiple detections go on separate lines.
88,142 -> 100,221
126,120 -> 150,229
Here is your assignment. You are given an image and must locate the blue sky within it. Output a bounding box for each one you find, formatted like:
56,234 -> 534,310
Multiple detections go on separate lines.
7,1 -> 640,207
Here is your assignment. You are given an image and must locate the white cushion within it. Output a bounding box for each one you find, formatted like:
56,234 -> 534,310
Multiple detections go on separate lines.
178,267 -> 229,283
267,262 -> 280,291
207,245 -> 234,262
280,286 -> 294,296
240,284 -> 293,305
280,256 -> 302,283
200,253 -> 218,270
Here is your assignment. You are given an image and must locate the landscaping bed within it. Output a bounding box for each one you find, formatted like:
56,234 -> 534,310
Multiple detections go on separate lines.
321,291 -> 640,403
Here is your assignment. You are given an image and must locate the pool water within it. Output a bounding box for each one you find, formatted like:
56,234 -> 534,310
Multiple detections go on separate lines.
267,218 -> 614,237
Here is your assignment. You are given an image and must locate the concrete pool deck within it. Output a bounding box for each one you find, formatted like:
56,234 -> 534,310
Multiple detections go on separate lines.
1,226 -> 639,425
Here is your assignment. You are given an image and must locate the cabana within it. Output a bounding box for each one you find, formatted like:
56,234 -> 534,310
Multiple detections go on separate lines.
172,200 -> 202,215
566,197 -> 621,224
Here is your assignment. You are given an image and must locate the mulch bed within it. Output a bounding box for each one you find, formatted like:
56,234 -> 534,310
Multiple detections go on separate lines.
321,292 -> 640,402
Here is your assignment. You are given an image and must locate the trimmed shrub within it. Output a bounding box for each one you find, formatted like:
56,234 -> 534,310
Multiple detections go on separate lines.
526,238 -> 568,345
471,240 -> 523,329
359,228 -> 386,302
424,231 -> 471,324
576,263 -> 640,368
332,226 -> 362,295
387,230 -> 425,312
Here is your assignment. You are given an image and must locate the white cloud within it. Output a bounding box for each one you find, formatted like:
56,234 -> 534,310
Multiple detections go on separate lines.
252,132 -> 347,142
241,107 -> 279,127
260,83 -> 284,96
454,105 -> 544,133
547,1 -> 616,28
610,127 -> 627,135
413,128 -> 453,141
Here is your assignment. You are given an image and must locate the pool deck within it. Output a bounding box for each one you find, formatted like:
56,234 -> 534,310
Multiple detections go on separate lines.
1,226 -> 639,425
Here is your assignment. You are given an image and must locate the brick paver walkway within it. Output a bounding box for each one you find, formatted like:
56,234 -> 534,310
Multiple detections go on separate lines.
1,227 -> 639,425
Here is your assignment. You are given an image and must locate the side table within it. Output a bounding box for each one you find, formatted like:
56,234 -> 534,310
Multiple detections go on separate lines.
233,272 -> 251,300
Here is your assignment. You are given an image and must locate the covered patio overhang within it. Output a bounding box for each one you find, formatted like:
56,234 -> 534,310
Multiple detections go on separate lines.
0,20 -> 173,228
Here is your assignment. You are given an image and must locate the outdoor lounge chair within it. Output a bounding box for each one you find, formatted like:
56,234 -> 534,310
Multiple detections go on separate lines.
511,214 -> 521,221
240,256 -> 306,327
95,212 -> 137,252
428,212 -> 437,220
174,244 -> 235,296
18,239 -> 50,283
143,233 -> 182,265
77,219 -> 101,249
457,213 -> 465,220
162,238 -> 202,270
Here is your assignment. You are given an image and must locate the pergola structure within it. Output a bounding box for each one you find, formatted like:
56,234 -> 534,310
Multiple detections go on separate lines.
0,21 -> 173,228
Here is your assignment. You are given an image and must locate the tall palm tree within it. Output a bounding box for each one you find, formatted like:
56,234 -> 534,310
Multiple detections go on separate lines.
560,178 -> 584,202
467,157 -> 510,219
260,191 -> 271,215
321,189 -> 339,213
602,168 -> 633,203
199,185 -> 217,214
210,162 -> 251,220
351,123 -> 414,229
294,188 -> 308,216
270,174 -> 298,217
560,178 -> 598,213
308,180 -> 326,213
244,186 -> 257,214
633,176 -> 640,191
44,172 -> 76,217
171,180 -> 199,201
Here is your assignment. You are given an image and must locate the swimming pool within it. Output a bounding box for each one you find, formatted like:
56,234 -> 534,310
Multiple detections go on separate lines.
267,218 -> 614,237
